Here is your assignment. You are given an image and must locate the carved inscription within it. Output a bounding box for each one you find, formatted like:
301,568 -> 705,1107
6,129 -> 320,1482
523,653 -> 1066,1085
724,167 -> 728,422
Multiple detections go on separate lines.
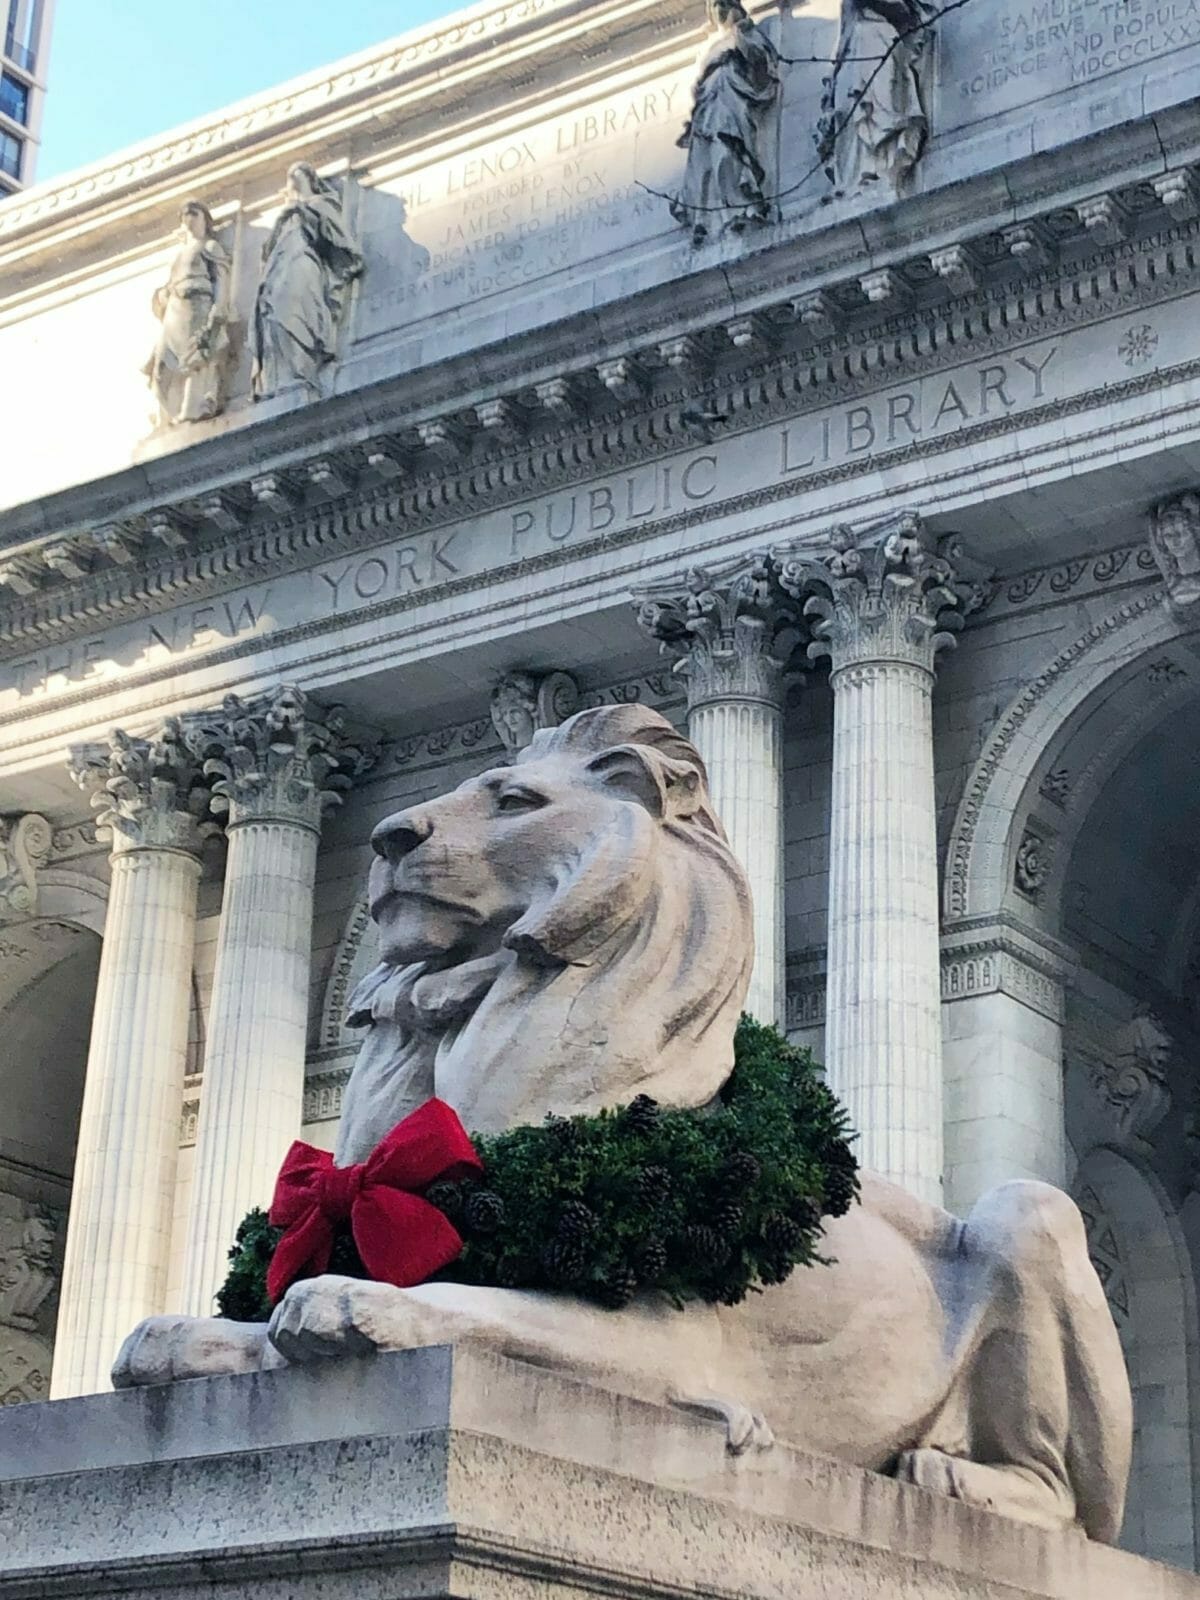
941,0 -> 1200,126
358,80 -> 685,333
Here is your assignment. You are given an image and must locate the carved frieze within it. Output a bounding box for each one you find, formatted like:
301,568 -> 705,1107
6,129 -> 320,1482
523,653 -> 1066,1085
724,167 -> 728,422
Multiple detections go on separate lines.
1148,491 -> 1200,608
0,814 -> 51,921
0,1209 -> 57,1332
490,670 -> 580,757
1081,1010 -> 1173,1149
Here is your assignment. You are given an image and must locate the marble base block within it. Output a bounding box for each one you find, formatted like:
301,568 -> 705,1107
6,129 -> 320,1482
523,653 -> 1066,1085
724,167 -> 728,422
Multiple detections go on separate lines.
1,1346 -> 1196,1600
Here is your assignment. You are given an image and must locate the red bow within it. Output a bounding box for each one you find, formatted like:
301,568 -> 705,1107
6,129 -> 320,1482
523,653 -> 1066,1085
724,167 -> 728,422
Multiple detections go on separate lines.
266,1098 -> 482,1304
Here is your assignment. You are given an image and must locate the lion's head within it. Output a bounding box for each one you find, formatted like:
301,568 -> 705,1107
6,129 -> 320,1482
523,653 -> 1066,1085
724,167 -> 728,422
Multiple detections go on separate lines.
338,706 -> 753,1153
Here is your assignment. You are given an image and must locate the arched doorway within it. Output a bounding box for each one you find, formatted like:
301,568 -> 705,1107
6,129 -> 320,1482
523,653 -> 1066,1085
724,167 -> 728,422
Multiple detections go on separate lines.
0,872 -> 106,1406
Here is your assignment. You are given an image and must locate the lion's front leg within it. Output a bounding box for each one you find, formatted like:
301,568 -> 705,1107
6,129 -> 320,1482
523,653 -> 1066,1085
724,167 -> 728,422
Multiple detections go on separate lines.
267,1276 -> 743,1435
112,1314 -> 281,1388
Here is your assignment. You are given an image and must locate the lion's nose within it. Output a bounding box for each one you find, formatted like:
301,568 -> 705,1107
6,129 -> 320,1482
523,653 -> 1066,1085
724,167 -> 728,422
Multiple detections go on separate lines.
371,808 -> 433,864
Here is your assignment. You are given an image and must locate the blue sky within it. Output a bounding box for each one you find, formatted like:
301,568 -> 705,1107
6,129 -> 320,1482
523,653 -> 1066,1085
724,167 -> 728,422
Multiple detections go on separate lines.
38,0 -> 464,181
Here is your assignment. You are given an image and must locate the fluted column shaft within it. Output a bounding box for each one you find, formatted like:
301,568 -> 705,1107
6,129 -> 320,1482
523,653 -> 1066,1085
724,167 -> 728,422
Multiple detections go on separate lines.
688,696 -> 784,1026
52,732 -> 205,1397
181,813 -> 319,1314
636,559 -> 799,1028
777,517 -> 965,1204
180,686 -> 371,1316
826,658 -> 942,1199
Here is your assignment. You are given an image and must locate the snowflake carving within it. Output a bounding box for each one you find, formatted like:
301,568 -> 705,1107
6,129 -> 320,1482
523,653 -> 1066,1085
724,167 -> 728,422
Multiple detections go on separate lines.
1118,324 -> 1159,368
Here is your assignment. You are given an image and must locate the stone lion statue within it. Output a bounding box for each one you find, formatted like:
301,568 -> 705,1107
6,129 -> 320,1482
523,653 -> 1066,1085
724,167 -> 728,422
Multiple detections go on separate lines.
115,706 -> 1131,1543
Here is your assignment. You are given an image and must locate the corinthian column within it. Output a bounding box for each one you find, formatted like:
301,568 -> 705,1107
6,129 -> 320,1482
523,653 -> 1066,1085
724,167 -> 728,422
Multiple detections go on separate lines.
636,558 -> 800,1026
776,516 -> 963,1204
52,725 -> 207,1396
180,688 -> 372,1315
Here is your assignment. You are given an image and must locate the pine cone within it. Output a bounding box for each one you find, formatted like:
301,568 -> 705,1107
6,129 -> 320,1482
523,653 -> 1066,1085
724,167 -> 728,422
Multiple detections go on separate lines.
464,1188 -> 506,1236
681,1224 -> 729,1265
557,1200 -> 598,1242
548,1116 -> 586,1149
719,1151 -> 761,1193
637,1165 -> 672,1207
762,1212 -> 803,1254
598,1265 -> 638,1309
634,1236 -> 668,1282
712,1195 -> 744,1237
621,1094 -> 660,1134
425,1179 -> 465,1222
542,1236 -> 586,1282
787,1195 -> 822,1231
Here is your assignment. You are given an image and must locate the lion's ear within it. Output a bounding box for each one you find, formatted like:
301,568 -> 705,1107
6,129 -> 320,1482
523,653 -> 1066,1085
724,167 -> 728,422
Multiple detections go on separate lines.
586,744 -> 703,822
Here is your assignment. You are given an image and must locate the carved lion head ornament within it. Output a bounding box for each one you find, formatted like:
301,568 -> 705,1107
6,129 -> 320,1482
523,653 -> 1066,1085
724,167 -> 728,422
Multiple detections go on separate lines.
339,706 -> 753,1154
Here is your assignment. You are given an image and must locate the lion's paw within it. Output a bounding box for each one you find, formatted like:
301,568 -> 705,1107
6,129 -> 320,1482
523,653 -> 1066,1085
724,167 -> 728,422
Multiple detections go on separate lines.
112,1315 -> 268,1388
895,1448 -> 1075,1531
672,1392 -> 775,1456
267,1274 -> 432,1364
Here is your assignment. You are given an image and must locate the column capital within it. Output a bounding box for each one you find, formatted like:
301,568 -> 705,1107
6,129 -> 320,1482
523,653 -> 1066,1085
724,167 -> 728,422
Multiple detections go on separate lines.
634,555 -> 802,711
0,813 -> 52,920
184,685 -> 376,831
70,723 -> 209,855
490,670 -> 579,757
774,513 -> 968,679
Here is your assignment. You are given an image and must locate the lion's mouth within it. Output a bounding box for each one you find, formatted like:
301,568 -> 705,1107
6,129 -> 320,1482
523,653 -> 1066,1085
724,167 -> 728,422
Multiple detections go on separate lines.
370,885 -> 483,923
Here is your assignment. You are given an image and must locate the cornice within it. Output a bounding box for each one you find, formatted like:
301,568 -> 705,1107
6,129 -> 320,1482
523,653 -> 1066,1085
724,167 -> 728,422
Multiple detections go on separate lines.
4,175 -> 1200,659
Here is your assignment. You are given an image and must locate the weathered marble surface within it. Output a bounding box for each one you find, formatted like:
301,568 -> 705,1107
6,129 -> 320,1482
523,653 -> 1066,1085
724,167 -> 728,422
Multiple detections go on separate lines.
0,1349 -> 1194,1600
114,705 -> 1131,1543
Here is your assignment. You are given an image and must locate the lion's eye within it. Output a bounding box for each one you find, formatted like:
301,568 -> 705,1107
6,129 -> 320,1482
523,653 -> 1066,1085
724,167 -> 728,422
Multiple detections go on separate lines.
496,788 -> 544,814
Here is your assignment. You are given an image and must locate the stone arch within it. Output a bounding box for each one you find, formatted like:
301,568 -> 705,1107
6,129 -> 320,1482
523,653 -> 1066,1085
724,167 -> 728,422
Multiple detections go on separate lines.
943,585 -> 1197,922
316,898 -> 376,1054
1073,1146 -> 1199,1570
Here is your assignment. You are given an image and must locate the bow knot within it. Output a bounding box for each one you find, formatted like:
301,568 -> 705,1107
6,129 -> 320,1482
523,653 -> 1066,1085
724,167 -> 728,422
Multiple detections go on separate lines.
266,1099 -> 482,1304
317,1161 -> 364,1223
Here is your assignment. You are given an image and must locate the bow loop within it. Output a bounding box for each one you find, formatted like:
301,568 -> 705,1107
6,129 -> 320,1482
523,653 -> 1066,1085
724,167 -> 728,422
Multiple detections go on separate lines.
266,1098 -> 482,1305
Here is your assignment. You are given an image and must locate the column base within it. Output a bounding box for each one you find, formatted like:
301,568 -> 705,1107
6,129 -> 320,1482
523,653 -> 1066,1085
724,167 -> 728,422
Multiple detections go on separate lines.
2,1347 -> 1191,1599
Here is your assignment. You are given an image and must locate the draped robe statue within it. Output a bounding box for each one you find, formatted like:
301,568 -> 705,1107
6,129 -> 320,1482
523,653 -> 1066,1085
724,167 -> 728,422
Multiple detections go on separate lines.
143,201 -> 230,426
251,163 -> 364,400
671,1 -> 780,246
819,0 -> 933,195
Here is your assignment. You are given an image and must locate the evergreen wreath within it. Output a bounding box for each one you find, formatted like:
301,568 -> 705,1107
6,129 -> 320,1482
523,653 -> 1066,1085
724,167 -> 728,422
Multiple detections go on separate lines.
217,1016 -> 858,1322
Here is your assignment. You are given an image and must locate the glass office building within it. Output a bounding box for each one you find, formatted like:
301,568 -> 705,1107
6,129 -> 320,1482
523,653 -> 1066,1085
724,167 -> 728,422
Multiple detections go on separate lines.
1,0 -> 54,193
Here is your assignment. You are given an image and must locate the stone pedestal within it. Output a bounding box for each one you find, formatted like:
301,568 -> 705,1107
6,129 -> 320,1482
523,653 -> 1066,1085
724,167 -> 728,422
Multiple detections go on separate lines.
179,687 -> 371,1317
2,1346 -> 1196,1600
636,559 -> 799,1027
51,728 -> 206,1399
776,518 -> 962,1205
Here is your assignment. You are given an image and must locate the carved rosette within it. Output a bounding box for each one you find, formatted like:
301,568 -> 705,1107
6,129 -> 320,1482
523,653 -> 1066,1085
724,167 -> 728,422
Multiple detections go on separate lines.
183,685 -> 375,831
774,514 -> 965,680
0,814 -> 52,921
1148,491 -> 1200,608
490,670 -> 580,757
634,556 -> 802,711
69,722 -> 210,855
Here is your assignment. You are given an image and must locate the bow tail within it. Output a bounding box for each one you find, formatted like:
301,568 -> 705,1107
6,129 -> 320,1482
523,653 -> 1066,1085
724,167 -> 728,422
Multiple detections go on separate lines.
352,1188 -> 466,1289
266,1206 -> 336,1305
